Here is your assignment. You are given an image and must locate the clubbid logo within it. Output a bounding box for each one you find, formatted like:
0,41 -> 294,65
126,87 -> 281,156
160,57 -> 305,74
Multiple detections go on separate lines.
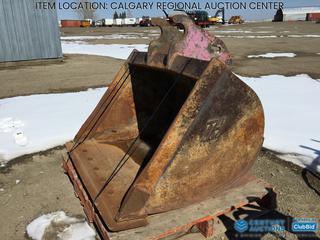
234,219 -> 249,233
291,218 -> 318,232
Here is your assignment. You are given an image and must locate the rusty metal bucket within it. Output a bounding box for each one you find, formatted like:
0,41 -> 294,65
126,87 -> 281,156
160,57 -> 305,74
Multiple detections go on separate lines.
64,15 -> 264,232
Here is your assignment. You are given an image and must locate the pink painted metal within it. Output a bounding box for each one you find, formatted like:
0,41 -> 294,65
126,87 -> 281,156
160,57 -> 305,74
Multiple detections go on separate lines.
148,16 -> 231,68
169,15 -> 232,64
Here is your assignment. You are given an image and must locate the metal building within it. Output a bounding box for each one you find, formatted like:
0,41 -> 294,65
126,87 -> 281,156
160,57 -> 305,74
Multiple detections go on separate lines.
0,0 -> 62,62
273,7 -> 320,22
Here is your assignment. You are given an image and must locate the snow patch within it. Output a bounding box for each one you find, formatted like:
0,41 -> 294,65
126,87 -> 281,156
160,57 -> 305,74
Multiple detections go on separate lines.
26,211 -> 96,240
216,34 -> 320,39
143,29 -> 159,33
62,42 -> 148,59
255,26 -> 273,29
13,131 -> 28,146
288,34 -> 320,38
216,35 -> 277,39
61,33 -> 147,40
148,33 -> 160,37
0,88 -> 106,165
61,36 -> 105,40
0,118 -> 24,133
213,30 -> 253,33
240,74 -> 320,172
213,30 -> 272,34
248,53 -> 296,58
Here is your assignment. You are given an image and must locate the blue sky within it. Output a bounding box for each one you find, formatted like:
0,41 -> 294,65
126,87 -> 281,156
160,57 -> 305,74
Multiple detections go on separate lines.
56,0 -> 320,20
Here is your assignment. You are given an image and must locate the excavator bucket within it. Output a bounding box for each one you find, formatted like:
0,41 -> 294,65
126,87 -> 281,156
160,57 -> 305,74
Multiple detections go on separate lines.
63,15 -> 264,232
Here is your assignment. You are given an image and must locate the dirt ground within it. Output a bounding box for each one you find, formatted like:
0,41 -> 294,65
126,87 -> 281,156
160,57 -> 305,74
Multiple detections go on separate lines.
0,55 -> 122,99
0,21 -> 319,240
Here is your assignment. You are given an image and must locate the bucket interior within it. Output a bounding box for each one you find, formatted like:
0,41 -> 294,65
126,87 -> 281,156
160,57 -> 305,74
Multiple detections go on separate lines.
70,64 -> 197,213
127,64 -> 196,167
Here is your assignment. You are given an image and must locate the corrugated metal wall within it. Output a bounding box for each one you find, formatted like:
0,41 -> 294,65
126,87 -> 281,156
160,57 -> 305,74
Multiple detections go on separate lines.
0,0 -> 62,62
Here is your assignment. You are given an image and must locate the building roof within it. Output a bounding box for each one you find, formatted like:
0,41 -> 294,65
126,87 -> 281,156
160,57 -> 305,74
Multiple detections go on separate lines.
283,7 -> 320,15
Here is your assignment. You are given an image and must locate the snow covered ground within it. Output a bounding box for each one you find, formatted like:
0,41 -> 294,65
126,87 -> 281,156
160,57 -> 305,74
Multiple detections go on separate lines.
61,33 -> 149,40
215,35 -> 278,39
0,88 -> 106,165
288,34 -> 320,38
214,34 -> 320,39
0,74 -> 319,172
61,42 -> 148,59
213,30 -> 272,34
26,211 -> 96,240
248,53 -> 296,58
241,74 -> 320,172
61,36 -> 105,40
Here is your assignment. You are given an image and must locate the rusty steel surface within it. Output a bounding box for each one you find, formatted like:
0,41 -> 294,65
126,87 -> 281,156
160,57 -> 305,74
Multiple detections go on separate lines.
63,14 -> 265,232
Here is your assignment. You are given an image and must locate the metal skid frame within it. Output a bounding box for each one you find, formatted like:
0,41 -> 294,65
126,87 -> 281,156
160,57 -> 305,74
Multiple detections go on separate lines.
63,154 -> 275,240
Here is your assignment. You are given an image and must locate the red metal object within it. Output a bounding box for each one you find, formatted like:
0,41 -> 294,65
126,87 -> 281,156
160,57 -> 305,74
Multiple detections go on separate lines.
61,20 -> 81,27
307,13 -> 320,21
197,219 -> 215,238
63,14 -> 264,233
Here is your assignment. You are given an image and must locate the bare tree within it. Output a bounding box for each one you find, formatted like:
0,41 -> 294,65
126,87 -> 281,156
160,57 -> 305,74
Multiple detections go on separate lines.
75,0 -> 96,20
